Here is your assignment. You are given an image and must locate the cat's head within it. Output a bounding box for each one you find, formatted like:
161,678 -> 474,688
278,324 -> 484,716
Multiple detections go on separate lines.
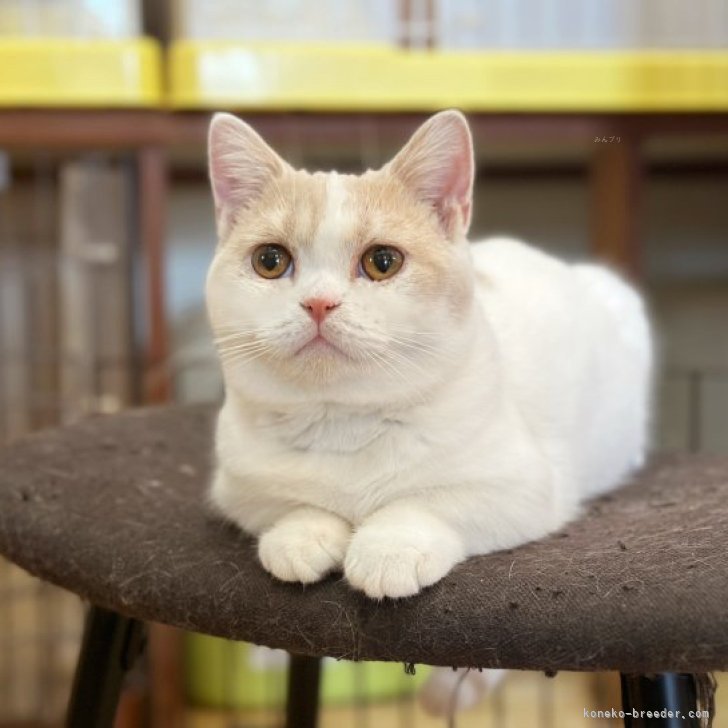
206,110 -> 477,407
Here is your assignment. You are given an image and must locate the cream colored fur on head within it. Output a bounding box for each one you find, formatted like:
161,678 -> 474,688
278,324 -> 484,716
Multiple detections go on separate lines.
205,110 -> 652,710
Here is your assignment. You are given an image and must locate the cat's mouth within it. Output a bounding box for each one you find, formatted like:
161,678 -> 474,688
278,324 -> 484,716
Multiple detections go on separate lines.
295,334 -> 347,358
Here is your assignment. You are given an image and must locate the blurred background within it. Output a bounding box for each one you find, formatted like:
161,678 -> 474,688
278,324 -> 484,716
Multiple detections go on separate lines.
1,1 -> 727,726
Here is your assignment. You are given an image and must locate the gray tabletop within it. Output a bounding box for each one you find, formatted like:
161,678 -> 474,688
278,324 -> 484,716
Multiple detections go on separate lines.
0,405 -> 726,672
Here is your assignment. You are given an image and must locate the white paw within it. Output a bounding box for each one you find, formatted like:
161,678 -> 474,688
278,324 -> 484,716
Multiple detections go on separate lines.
344,526 -> 463,599
258,511 -> 351,584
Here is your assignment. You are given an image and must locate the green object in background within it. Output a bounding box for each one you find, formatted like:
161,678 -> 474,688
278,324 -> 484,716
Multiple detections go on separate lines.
184,632 -> 430,709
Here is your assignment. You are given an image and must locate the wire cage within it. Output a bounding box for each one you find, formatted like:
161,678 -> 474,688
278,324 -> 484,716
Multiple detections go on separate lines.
1,0 -> 728,725
1,136 -> 728,727
0,149 -> 141,724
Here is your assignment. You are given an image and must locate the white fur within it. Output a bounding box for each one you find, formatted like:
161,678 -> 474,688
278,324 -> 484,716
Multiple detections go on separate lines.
209,231 -> 652,590
205,112 -> 652,603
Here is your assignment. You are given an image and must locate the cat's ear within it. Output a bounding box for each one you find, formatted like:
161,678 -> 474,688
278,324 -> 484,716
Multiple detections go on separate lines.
208,113 -> 288,238
386,110 -> 474,239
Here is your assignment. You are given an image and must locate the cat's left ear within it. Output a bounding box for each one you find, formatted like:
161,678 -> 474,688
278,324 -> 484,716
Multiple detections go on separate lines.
386,110 -> 474,239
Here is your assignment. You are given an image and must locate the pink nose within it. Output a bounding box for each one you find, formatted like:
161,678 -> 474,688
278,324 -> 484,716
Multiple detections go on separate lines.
301,297 -> 340,324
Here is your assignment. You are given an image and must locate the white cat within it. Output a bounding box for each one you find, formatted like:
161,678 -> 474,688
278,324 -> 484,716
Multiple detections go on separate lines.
205,110 -> 651,709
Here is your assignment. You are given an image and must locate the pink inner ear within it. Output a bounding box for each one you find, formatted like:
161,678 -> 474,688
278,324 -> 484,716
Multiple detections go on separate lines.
209,132 -> 253,210
209,127 -> 240,214
210,160 -> 232,212
208,115 -> 285,235
440,141 -> 473,229
389,111 -> 474,237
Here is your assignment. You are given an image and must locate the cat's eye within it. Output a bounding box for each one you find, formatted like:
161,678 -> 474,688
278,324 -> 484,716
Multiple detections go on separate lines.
252,244 -> 293,279
360,245 -> 404,281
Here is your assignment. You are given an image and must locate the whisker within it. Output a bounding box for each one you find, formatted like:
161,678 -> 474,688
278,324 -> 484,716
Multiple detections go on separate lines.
218,340 -> 272,353
365,349 -> 429,407
220,348 -> 274,367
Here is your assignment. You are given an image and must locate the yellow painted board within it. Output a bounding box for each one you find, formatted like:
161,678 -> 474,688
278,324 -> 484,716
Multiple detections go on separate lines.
169,42 -> 728,112
0,38 -> 162,107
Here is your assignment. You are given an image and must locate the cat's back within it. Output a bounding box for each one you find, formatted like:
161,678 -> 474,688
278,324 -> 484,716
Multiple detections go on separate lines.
469,235 -> 647,355
470,236 -> 570,292
469,236 -> 587,338
469,236 -> 651,497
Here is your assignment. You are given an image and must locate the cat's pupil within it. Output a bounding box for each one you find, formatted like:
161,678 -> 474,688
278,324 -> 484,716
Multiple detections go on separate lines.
261,248 -> 282,271
372,249 -> 394,273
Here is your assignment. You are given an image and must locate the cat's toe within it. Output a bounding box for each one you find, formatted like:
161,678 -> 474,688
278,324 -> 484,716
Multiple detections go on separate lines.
344,532 -> 458,599
258,517 -> 350,584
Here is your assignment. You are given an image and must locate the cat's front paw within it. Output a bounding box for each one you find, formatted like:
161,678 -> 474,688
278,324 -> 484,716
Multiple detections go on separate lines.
258,510 -> 351,584
344,524 -> 464,599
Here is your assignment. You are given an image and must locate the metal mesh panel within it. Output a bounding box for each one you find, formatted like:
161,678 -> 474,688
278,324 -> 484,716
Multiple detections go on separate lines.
0,151 -> 136,724
0,141 -> 726,725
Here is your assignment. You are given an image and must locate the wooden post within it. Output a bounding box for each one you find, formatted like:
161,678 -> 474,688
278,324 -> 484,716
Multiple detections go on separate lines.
589,127 -> 644,280
137,146 -> 171,403
589,125 -> 645,720
148,624 -> 184,728
136,147 -> 184,728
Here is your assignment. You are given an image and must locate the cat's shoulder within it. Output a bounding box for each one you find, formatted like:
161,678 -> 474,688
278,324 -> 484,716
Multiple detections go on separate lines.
469,236 -> 569,281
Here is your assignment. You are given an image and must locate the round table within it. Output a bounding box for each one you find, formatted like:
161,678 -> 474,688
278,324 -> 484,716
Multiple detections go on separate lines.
1,405 -> 726,727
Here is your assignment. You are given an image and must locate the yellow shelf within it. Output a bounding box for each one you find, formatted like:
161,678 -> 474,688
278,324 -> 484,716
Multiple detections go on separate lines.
0,38 -> 163,108
168,42 -> 728,112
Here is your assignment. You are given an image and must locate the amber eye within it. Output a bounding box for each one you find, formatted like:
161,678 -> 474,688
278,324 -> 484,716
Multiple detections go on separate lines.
251,244 -> 293,279
360,245 -> 404,281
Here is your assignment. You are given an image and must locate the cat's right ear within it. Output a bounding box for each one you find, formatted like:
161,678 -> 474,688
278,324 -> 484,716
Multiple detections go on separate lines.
385,110 -> 474,240
208,113 -> 287,239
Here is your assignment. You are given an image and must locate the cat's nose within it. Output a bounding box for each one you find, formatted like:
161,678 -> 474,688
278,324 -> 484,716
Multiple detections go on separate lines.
300,297 -> 341,324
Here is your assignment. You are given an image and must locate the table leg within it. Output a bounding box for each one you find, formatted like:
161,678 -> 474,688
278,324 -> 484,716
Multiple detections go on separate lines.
286,654 -> 322,728
620,673 -> 712,727
66,606 -> 145,728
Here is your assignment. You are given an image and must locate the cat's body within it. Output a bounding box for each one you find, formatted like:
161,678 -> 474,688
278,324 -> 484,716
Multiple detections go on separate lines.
206,110 -> 652,715
211,235 -> 650,585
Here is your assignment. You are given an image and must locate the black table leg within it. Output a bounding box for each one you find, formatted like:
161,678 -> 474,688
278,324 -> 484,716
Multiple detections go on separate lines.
66,605 -> 146,728
285,654 -> 322,728
621,673 -> 710,727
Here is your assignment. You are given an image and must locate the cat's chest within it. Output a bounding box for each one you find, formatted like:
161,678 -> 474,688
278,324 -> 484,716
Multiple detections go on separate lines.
258,405 -> 399,454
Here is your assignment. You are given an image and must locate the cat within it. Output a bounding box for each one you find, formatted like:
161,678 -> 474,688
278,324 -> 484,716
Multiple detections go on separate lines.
205,109 -> 652,711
